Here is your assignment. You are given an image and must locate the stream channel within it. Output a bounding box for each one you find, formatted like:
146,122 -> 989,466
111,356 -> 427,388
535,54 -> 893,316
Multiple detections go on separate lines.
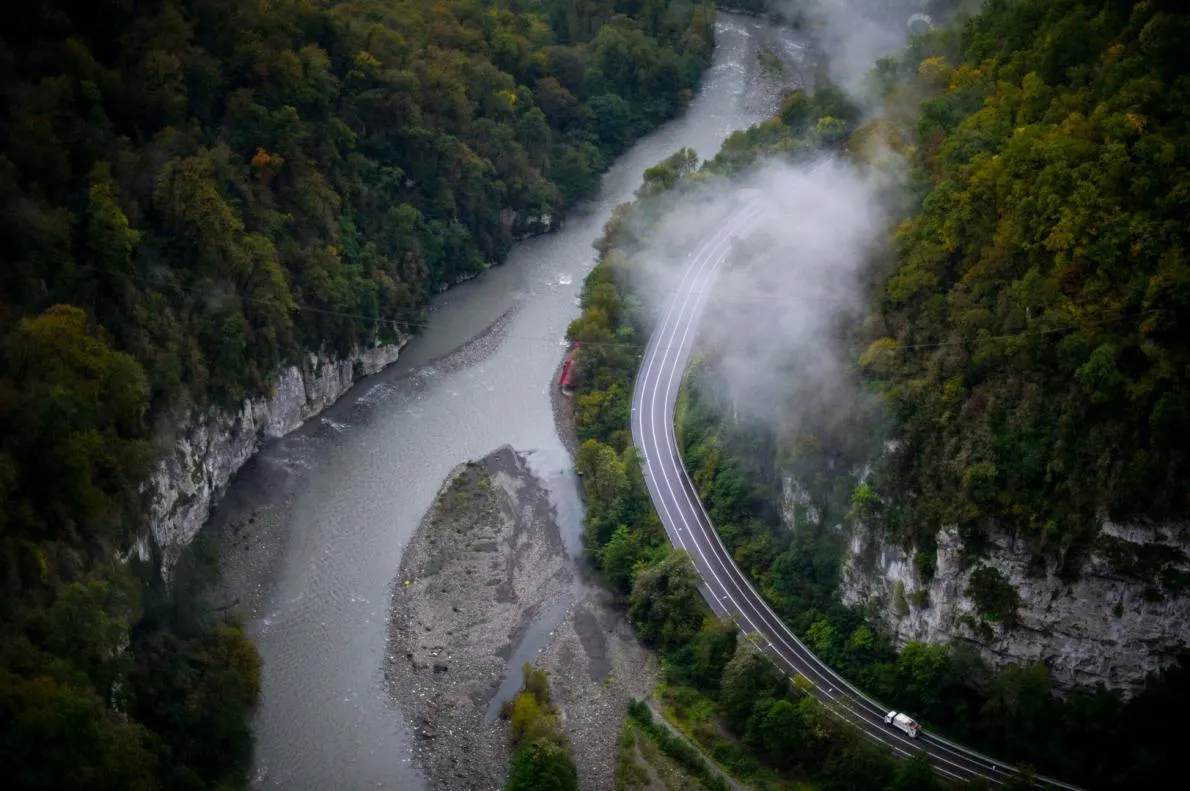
202,12 -> 808,790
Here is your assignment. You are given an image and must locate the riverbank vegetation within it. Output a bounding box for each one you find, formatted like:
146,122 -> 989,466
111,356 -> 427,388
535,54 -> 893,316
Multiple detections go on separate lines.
566,89 -> 1005,790
621,698 -> 731,791
502,663 -> 579,791
570,1 -> 1190,788
0,1 -> 715,786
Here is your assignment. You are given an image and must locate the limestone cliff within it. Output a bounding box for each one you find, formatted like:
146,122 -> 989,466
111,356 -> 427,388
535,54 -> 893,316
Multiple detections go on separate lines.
147,341 -> 405,574
784,477 -> 1190,695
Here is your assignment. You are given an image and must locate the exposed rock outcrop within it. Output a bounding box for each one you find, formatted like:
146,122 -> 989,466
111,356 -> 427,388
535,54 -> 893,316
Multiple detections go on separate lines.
833,505 -> 1190,695
148,341 -> 405,574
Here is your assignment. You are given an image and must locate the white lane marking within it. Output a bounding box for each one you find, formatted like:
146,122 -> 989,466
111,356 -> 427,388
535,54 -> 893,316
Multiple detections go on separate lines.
643,238 -> 975,780
649,230 -> 989,782
642,170 -> 1000,779
627,184 -> 996,782
624,182 -> 987,781
634,205 -> 756,571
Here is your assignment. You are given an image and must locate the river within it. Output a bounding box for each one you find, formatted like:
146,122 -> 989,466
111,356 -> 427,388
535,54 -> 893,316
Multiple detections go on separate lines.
203,12 -> 808,790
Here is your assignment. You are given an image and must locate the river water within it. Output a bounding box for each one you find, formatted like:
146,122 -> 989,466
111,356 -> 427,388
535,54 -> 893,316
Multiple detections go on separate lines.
205,13 -> 806,791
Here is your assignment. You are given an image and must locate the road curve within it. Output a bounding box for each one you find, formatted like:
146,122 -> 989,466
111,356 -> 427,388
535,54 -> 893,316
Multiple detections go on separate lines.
628,193 -> 1083,790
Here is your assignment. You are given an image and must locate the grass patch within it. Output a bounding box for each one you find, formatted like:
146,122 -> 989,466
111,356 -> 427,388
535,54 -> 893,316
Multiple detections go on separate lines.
655,688 -> 817,791
625,699 -> 730,791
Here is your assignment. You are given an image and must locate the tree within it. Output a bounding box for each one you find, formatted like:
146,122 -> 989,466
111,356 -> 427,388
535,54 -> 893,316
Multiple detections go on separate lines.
47,577 -> 140,698
1,305 -> 149,545
779,89 -> 813,132
576,439 -> 626,505
600,525 -> 649,593
503,661 -> 576,791
0,1 -> 719,787
756,698 -> 802,769
822,733 -> 895,791
894,642 -> 953,715
665,617 -> 738,691
505,738 -> 578,791
718,639 -> 786,731
0,670 -> 159,791
629,550 -> 705,649
887,750 -> 939,791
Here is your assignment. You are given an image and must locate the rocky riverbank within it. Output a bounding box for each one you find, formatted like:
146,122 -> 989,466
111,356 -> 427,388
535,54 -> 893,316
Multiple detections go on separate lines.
538,587 -> 661,790
385,447 -> 572,788
386,441 -> 660,790
203,306 -> 520,621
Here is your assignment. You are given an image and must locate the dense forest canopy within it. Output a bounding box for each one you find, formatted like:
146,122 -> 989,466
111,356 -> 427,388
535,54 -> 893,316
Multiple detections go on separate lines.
0,1 -> 713,787
567,1 -> 1189,788
864,0 -> 1190,577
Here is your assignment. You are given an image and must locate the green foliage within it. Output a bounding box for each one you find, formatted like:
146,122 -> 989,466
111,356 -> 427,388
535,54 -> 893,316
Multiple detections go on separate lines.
1,305 -> 150,547
888,750 -> 940,791
506,739 -> 578,791
651,5 -> 1190,788
564,46 -> 1095,789
821,732 -> 894,791
868,0 -> 1190,574
664,617 -> 739,692
625,699 -> 731,791
964,566 -> 1021,626
0,668 -> 159,791
571,8 -> 1190,790
678,290 -> 1190,789
510,693 -> 546,744
0,1 -> 716,786
629,550 -> 706,650
503,663 -> 576,791
719,640 -> 786,731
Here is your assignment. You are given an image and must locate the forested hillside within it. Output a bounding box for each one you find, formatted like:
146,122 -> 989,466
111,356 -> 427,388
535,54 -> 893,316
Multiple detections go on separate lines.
568,1 -> 1189,788
565,121 -> 1043,790
866,0 -> 1190,577
0,1 -> 713,787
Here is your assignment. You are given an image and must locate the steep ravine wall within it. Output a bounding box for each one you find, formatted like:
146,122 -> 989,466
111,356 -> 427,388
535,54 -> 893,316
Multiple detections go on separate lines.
143,212 -> 556,576
146,341 -> 405,574
784,479 -> 1190,695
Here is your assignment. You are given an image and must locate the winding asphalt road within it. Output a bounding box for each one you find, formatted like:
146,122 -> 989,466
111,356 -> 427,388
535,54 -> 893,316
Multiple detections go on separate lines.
628,193 -> 1084,790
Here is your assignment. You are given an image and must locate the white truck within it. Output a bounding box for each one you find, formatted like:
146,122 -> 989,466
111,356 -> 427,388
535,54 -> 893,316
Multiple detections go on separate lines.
883,710 -> 920,738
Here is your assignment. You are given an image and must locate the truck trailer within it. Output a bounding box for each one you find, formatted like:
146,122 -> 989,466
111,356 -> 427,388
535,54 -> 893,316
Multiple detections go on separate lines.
883,710 -> 920,738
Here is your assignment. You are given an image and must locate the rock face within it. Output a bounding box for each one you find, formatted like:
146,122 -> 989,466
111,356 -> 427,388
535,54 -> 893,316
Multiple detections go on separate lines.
833,504 -> 1190,695
779,474 -> 1190,696
148,341 -> 405,574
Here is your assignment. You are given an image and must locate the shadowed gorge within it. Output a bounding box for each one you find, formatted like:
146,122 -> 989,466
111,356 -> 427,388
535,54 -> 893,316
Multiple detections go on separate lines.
0,1 -> 715,787
3,0 -> 1187,789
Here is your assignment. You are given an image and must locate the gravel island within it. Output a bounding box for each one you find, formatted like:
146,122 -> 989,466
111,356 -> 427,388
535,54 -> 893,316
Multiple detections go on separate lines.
386,446 -> 573,789
386,442 -> 661,790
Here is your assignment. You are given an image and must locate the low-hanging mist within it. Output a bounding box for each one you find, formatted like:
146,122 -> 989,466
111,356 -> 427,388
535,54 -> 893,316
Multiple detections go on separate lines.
628,155 -> 897,467
777,0 -> 954,97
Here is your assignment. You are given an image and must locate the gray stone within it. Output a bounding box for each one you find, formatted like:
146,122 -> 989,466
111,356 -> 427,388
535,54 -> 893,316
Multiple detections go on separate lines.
783,473 -> 1190,697
147,341 -> 405,577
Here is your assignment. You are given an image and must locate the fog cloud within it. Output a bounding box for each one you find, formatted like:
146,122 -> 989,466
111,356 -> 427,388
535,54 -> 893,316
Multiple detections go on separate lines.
702,158 -> 888,426
612,3 -> 932,455
779,0 -> 933,99
625,153 -> 896,455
